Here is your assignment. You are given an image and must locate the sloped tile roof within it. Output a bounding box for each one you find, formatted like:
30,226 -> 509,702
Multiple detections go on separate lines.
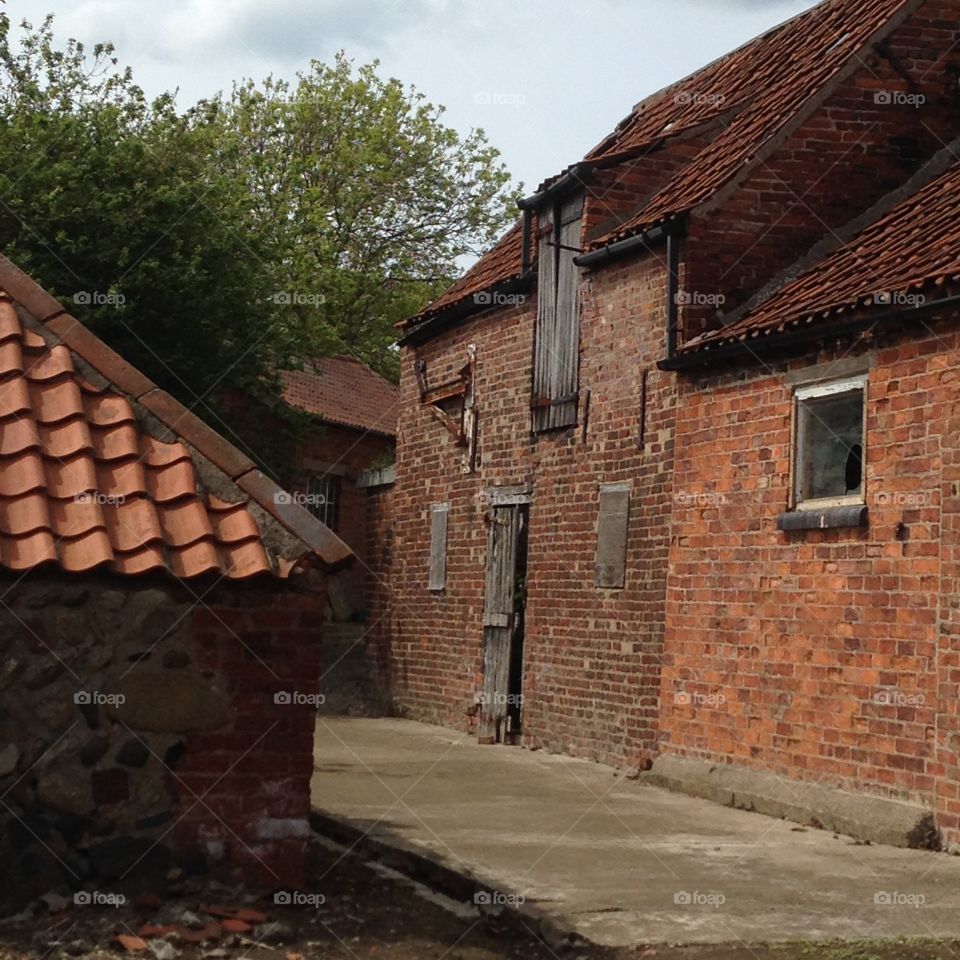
594,0 -> 912,245
409,0 -> 912,324
281,355 -> 398,437
680,158 -> 960,355
0,256 -> 352,578
418,223 -> 525,320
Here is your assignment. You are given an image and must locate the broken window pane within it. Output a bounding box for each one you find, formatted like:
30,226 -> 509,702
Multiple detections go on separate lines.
796,388 -> 864,503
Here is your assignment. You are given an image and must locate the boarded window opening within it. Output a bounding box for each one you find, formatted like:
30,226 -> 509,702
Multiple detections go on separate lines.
428,503 -> 450,591
595,484 -> 630,588
794,376 -> 867,507
532,193 -> 583,433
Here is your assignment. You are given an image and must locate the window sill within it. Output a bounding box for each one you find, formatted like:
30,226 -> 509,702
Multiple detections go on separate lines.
778,504 -> 868,531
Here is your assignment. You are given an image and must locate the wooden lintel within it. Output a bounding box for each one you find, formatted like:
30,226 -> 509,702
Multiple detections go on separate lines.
422,379 -> 467,406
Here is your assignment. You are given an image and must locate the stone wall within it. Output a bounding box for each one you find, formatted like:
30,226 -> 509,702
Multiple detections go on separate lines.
0,571 -> 324,913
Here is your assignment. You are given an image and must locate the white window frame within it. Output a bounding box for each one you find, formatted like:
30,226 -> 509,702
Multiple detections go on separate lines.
792,374 -> 868,511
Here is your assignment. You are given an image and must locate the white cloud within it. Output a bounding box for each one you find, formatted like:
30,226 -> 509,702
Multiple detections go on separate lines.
6,0 -> 818,191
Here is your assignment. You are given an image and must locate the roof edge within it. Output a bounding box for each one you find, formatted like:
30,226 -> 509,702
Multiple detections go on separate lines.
659,290 -> 960,372
398,274 -> 534,347
606,0 -> 923,244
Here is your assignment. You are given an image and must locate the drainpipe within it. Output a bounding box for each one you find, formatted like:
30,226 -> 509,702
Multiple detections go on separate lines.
666,229 -> 681,359
520,209 -> 532,276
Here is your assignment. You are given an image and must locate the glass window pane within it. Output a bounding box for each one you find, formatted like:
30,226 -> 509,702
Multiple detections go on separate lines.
798,390 -> 863,502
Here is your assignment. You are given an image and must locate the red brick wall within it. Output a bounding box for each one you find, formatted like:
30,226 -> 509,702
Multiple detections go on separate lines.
662,315 -> 960,837
381,250 -> 677,767
364,479 -> 396,683
173,580 -> 326,888
291,423 -> 394,615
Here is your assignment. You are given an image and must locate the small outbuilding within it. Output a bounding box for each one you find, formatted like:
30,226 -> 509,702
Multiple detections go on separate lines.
0,256 -> 352,911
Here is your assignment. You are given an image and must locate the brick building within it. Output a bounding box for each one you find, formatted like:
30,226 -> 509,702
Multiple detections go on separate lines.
375,0 -> 960,845
0,254 -> 352,909
280,356 -> 397,621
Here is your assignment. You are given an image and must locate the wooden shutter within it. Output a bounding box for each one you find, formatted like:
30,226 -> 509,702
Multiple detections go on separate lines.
595,484 -> 630,588
532,205 -> 557,433
428,503 -> 449,591
532,194 -> 583,432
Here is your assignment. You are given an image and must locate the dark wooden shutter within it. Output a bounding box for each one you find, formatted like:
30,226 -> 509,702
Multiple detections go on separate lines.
595,484 -> 630,588
533,194 -> 583,432
428,503 -> 449,591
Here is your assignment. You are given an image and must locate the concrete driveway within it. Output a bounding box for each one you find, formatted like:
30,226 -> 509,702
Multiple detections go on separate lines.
311,717 -> 960,947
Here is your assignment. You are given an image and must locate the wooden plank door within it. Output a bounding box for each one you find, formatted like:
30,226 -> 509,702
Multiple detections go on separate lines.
479,505 -> 522,743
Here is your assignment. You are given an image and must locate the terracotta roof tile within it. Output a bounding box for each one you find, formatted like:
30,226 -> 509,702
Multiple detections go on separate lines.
2,529 -> 56,570
0,452 -> 45,497
84,391 -> 135,427
0,260 -> 352,576
59,528 -> 114,573
92,423 -> 140,461
145,459 -> 194,503
0,302 -> 20,341
112,543 -> 166,576
208,501 -> 261,543
49,496 -> 104,539
24,345 -> 73,382
0,377 -> 30,419
0,418 -> 40,457
280,355 -> 399,437
0,491 -> 48,535
684,157 -> 960,355
221,539 -> 272,578
102,497 -> 165,552
30,379 -> 84,423
38,420 -> 93,459
157,498 -> 214,547
0,340 -> 23,377
46,455 -> 98,500
139,436 -> 191,468
167,539 -> 221,580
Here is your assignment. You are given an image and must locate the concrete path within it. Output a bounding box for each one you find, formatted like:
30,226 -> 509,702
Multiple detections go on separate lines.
311,717 -> 960,947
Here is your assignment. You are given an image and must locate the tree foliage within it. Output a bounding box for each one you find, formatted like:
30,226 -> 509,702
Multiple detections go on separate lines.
0,13 -> 519,427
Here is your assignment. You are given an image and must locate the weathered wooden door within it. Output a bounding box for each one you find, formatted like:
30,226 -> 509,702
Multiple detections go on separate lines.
479,503 -> 527,743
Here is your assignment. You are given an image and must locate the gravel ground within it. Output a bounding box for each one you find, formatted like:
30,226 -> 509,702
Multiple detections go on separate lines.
1,836 -> 959,960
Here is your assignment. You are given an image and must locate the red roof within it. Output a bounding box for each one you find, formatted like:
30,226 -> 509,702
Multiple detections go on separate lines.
281,356 -> 398,437
410,0 -> 912,322
0,256 -> 352,578
594,0 -> 911,245
681,158 -> 960,355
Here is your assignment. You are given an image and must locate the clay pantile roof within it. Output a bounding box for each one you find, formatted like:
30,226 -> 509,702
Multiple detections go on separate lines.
593,0 -> 912,245
409,0 -> 913,324
0,255 -> 352,579
413,222 -> 525,323
280,356 -> 398,437
681,158 -> 960,355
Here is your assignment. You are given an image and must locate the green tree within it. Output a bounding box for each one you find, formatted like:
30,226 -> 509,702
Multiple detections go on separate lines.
0,14 -> 301,418
0,15 -> 519,417
215,54 -> 520,379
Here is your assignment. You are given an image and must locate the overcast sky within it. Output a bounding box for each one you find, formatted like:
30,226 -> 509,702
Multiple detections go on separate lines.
5,0 -> 819,193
